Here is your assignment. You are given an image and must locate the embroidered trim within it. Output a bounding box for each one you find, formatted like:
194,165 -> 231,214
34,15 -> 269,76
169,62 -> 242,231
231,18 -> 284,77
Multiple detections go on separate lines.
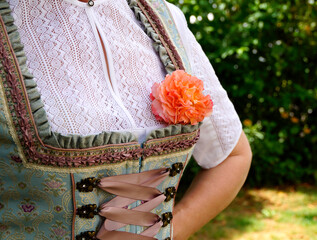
135,0 -> 185,71
7,129 -> 199,168
143,130 -> 200,158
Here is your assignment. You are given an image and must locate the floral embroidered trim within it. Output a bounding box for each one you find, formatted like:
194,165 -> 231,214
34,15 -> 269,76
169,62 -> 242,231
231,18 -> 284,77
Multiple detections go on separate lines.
9,130 -> 199,166
135,0 -> 185,71
143,130 -> 200,158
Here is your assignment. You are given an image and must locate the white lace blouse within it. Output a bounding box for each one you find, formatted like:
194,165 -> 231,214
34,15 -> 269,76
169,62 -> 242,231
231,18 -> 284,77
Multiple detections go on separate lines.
8,0 -> 242,169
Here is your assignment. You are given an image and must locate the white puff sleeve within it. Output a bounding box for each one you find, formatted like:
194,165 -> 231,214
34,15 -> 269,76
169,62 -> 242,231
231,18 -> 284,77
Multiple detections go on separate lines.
166,2 -> 243,169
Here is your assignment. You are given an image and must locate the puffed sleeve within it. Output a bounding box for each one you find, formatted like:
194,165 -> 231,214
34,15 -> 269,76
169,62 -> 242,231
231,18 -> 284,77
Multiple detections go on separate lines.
166,2 -> 243,168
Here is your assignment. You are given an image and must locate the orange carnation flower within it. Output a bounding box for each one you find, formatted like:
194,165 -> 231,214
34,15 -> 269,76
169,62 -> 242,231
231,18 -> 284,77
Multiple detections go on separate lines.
150,70 -> 213,125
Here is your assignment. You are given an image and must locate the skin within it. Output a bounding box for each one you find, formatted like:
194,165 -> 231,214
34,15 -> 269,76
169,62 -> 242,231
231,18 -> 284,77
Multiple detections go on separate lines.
173,131 -> 252,240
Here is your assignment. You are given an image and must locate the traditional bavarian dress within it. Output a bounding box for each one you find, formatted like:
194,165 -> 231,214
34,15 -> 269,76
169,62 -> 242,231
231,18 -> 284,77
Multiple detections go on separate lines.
0,0 -> 242,239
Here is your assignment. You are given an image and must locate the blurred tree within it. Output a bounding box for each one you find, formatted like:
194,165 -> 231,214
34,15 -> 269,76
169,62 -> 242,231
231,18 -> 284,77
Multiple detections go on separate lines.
169,0 -> 317,186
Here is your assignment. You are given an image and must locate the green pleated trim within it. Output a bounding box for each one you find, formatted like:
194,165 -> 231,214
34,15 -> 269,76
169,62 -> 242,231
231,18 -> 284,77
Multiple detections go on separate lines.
128,0 -> 176,74
0,0 -> 198,149
146,123 -> 201,141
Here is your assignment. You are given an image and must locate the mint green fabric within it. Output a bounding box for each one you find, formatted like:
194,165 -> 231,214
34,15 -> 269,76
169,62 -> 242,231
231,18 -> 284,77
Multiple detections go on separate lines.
0,101 -> 140,238
0,99 -> 75,240
147,123 -> 201,141
129,0 -> 176,74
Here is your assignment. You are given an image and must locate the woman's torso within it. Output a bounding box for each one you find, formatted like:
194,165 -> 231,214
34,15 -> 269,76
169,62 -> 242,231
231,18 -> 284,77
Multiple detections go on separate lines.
0,1 -> 199,239
9,0 -> 168,138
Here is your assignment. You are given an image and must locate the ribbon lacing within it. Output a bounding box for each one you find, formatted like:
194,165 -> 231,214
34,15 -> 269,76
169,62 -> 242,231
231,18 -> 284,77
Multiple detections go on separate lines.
96,168 -> 171,240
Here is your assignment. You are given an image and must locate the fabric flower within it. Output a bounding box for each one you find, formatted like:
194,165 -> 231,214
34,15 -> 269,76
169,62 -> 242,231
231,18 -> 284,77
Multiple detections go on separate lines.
150,70 -> 213,125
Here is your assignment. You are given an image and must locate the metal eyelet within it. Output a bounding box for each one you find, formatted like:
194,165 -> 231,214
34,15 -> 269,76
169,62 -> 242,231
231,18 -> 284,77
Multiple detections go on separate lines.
76,204 -> 98,219
169,162 -> 184,177
164,187 -> 177,202
161,212 -> 173,227
76,177 -> 100,192
76,231 -> 96,240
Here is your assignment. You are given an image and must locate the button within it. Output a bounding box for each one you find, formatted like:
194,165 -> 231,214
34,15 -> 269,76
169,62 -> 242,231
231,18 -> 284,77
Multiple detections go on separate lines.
76,204 -> 98,219
88,0 -> 94,6
164,187 -> 176,202
161,212 -> 173,227
76,177 -> 100,192
169,162 -> 184,177
76,231 -> 96,240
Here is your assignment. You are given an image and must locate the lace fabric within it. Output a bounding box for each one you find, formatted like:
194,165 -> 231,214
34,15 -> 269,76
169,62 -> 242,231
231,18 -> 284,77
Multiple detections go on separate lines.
159,3 -> 242,168
8,0 -> 242,168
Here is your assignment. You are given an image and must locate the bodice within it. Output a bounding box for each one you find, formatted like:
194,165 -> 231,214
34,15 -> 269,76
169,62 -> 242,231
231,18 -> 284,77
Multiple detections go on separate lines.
0,0 -> 199,239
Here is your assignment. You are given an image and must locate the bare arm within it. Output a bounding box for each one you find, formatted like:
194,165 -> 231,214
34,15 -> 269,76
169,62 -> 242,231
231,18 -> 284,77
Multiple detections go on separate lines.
173,131 -> 252,240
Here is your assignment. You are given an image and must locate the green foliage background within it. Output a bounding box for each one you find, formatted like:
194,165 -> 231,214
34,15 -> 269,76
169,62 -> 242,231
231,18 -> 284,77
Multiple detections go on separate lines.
168,0 -> 317,186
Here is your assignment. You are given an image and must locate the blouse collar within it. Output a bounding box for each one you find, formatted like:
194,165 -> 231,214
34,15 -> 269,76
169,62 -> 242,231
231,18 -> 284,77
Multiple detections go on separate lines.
63,0 -> 108,7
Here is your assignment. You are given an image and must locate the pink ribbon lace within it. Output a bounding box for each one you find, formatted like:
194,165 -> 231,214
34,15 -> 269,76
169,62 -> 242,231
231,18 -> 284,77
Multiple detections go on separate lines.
96,168 -> 171,240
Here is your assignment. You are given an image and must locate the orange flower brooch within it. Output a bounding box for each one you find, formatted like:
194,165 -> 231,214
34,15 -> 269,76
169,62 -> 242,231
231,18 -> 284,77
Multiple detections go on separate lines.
150,70 -> 213,125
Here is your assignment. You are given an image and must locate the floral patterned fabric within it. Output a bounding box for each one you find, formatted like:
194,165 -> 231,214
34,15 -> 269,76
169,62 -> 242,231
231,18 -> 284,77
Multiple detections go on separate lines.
0,101 -> 71,239
0,1 -> 201,239
0,98 -> 197,239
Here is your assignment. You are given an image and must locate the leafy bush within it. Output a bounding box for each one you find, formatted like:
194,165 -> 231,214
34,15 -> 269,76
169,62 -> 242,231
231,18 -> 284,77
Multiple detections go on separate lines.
169,0 -> 317,186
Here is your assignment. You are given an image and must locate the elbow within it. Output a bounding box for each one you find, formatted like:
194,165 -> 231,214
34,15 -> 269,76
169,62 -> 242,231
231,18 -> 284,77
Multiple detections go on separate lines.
242,132 -> 253,176
245,136 -> 253,166
230,131 -> 252,173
